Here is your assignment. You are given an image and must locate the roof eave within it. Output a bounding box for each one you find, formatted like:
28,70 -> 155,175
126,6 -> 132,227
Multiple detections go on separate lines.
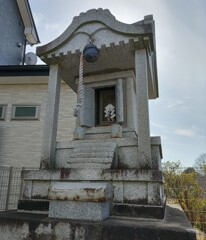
36,9 -> 155,56
16,0 -> 40,45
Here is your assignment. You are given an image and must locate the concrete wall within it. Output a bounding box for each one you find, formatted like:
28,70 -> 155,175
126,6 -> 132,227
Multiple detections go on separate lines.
0,82 -> 76,168
0,0 -> 25,65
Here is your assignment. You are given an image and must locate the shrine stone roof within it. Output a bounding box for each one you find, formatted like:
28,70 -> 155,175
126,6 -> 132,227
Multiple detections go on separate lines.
36,8 -> 158,98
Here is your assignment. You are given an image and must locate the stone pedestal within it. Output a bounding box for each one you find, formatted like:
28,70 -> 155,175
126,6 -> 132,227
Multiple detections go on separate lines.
48,182 -> 113,221
17,137 -> 164,221
49,201 -> 110,221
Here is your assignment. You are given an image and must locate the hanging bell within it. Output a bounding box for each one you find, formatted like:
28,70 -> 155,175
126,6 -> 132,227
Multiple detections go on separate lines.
83,43 -> 99,62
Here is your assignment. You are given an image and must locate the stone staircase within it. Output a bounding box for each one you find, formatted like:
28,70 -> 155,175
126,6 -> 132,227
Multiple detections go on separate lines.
67,141 -> 117,169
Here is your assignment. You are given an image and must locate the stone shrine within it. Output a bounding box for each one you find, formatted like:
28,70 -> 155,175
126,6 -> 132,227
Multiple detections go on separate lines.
21,8 -> 164,220
0,9 -> 196,240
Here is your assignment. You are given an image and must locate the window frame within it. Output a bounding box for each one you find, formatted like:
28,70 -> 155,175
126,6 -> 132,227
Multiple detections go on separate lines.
0,105 -> 6,120
11,105 -> 40,120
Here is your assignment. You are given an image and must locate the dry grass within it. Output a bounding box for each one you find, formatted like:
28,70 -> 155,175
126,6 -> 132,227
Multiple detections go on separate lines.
196,229 -> 206,240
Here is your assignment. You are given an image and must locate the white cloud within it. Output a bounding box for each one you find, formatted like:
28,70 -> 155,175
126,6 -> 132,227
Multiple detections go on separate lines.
44,23 -> 63,32
175,128 -> 195,137
32,12 -> 45,26
167,100 -> 184,109
150,122 -> 166,129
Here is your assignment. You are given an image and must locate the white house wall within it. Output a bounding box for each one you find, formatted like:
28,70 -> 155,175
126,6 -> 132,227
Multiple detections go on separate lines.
0,82 -> 76,168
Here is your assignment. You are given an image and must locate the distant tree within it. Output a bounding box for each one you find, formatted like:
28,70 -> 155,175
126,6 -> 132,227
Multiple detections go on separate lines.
194,153 -> 206,176
183,167 -> 196,174
163,161 -> 206,233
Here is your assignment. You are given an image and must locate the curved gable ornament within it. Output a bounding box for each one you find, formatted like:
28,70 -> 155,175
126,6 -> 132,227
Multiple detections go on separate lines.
36,9 -> 158,98
37,9 -> 155,56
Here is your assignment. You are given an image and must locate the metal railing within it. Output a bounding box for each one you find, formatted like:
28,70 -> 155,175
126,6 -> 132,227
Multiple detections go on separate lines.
0,166 -> 26,211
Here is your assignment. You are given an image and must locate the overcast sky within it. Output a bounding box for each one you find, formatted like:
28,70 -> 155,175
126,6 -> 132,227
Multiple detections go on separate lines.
28,0 -> 206,167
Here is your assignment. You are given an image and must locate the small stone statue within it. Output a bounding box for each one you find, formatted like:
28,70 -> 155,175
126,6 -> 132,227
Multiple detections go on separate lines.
104,104 -> 116,121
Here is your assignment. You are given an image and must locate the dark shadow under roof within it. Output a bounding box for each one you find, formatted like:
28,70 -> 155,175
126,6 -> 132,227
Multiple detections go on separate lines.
0,65 -> 49,77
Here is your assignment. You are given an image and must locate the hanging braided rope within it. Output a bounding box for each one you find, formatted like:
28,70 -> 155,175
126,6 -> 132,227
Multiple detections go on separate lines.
73,53 -> 84,117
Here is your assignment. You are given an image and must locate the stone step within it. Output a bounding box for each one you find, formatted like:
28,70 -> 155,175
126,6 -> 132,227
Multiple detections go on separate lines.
72,147 -> 115,153
66,141 -> 117,169
67,157 -> 112,163
73,142 -> 117,149
66,162 -> 111,169
70,152 -> 114,158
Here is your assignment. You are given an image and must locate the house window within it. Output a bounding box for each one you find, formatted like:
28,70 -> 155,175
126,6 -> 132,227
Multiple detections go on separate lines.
11,105 -> 40,120
0,105 -> 6,120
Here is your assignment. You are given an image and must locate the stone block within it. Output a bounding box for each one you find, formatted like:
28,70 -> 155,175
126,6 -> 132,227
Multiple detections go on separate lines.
113,182 -> 123,203
111,203 -> 165,219
151,145 -> 162,170
118,146 -> 139,168
49,201 -> 110,221
32,181 -> 50,199
79,85 -> 95,127
111,124 -> 122,138
148,182 -> 164,205
22,180 -> 32,199
23,170 -> 58,180
48,182 -> 113,202
123,182 -> 147,204
73,127 -> 85,140
116,79 -> 124,124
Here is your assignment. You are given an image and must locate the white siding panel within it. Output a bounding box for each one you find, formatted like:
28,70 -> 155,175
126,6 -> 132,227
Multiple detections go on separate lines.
0,83 -> 76,168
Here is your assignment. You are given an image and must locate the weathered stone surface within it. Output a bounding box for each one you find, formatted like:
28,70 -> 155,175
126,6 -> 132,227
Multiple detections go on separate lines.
148,182 -> 164,205
36,9 -> 157,94
118,145 -> 139,169
115,79 -> 124,124
49,201 -> 110,221
123,182 -> 147,204
111,124 -> 122,138
111,203 -> 165,219
22,169 -> 164,182
65,162 -> 113,169
79,85 -> 95,127
32,181 -> 50,199
151,144 -> 162,170
113,182 -> 123,203
57,140 -> 117,169
73,127 -> 85,140
126,76 -> 137,132
40,64 -> 61,169
37,9 -> 155,55
0,205 -> 196,240
22,180 -> 32,199
48,182 -> 113,202
55,136 -> 162,170
135,49 -> 151,168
